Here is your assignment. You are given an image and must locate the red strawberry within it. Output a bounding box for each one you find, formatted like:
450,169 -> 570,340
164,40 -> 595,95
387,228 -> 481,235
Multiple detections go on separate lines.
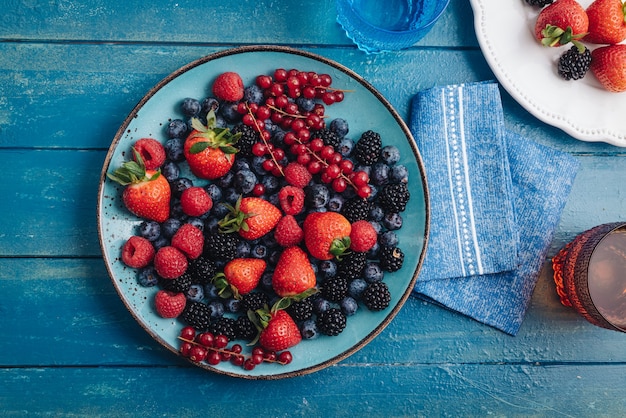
303,212 -> 352,260
585,0 -> 626,44
180,186 -> 213,217
212,72 -> 244,102
171,223 -> 204,259
121,235 -> 155,268
591,44 -> 626,92
272,246 -> 317,297
219,196 -> 282,240
278,185 -> 305,215
283,162 -> 312,188
258,309 -> 302,352
133,138 -> 166,170
274,215 -> 304,247
154,246 -> 188,279
349,220 -> 378,253
107,149 -> 171,222
154,290 -> 186,318
214,258 -> 267,297
184,111 -> 239,180
535,0 -> 589,47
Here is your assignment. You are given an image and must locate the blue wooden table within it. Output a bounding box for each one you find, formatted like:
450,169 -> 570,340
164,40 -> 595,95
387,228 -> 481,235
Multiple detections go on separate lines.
2,0 -> 626,416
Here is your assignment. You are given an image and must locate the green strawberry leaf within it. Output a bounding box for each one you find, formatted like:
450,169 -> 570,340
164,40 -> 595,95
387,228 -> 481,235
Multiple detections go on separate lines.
189,141 -> 210,154
330,237 -> 351,260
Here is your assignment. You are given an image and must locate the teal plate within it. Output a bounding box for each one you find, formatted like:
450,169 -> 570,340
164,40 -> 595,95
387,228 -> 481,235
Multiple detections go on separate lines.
97,45 -> 429,379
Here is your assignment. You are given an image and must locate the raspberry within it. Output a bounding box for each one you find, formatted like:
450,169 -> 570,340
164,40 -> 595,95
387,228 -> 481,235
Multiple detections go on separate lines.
171,223 -> 204,260
121,236 -> 155,268
133,137 -> 166,170
212,72 -> 244,102
283,162 -> 312,188
180,186 -> 212,217
349,220 -> 378,253
154,290 -> 187,318
154,246 -> 188,279
274,215 -> 304,247
278,185 -> 305,215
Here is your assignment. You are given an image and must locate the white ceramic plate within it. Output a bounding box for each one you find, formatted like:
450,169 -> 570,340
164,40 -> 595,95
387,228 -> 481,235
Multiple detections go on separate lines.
470,0 -> 626,147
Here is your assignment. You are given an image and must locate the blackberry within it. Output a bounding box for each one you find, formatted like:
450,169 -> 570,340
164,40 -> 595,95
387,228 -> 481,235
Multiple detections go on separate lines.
286,297 -> 314,322
311,128 -> 341,149
362,281 -> 391,311
231,123 -> 258,157
203,232 -> 239,261
379,246 -> 405,272
208,317 -> 237,341
354,130 -> 381,165
377,182 -> 410,213
181,301 -> 212,330
187,256 -> 217,285
159,272 -> 192,293
341,197 -> 371,223
316,308 -> 347,336
241,291 -> 270,312
235,315 -> 258,341
524,0 -> 553,6
337,251 -> 367,281
558,45 -> 592,81
321,276 -> 349,302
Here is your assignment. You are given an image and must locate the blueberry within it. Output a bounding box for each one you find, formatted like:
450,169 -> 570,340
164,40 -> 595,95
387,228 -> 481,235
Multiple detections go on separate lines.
251,243 -> 267,259
234,159 -> 250,172
296,96 -> 316,112
204,283 -> 220,299
312,297 -> 331,314
327,194 -> 345,212
215,171 -> 234,188
152,236 -> 169,250
170,177 -> 193,197
267,192 -> 280,207
204,183 -> 222,202
330,118 -> 349,138
370,162 -> 390,186
367,242 -> 380,258
340,296 -> 359,316
181,97 -> 201,117
363,262 -> 384,283
187,217 -> 204,231
338,138 -> 354,157
204,217 -> 220,234
348,278 -> 368,300
225,298 -> 241,313
164,137 -> 185,162
272,129 -> 286,148
369,221 -> 383,234
186,284 -> 205,303
318,260 -> 337,280
369,205 -> 384,222
305,184 -> 330,209
383,212 -> 403,230
381,145 -> 400,165
214,115 -> 227,128
235,169 -> 257,194
137,266 -> 159,287
161,160 -> 180,182
201,97 -> 220,116
219,101 -> 242,124
390,164 -> 409,184
260,271 -> 274,291
379,230 -> 399,247
300,319 -> 319,340
208,301 -> 225,318
211,202 -> 230,219
244,85 -> 264,104
170,203 -> 186,220
261,175 -> 280,194
251,156 -> 269,176
161,218 -> 182,238
236,240 -> 251,258
223,187 -> 240,204
165,119 -> 188,139
268,249 -> 282,266
138,220 -> 161,242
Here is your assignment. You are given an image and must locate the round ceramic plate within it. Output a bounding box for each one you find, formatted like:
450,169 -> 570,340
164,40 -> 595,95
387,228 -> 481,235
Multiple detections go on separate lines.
97,45 -> 429,379
470,0 -> 626,147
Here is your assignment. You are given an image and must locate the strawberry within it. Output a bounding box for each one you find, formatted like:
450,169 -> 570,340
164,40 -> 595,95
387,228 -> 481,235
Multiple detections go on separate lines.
154,246 -> 188,279
171,223 -> 204,259
154,290 -> 186,318
349,220 -> 378,253
184,110 -> 240,180
133,138 -> 166,170
219,196 -> 282,240
303,211 -> 352,260
213,258 -> 267,298
107,148 -> 171,222
590,44 -> 626,92
278,185 -> 305,215
121,235 -> 155,268
272,246 -> 317,297
258,309 -> 302,352
535,0 -> 589,47
585,0 -> 626,44
180,186 -> 213,217
274,215 -> 304,247
212,72 -> 244,102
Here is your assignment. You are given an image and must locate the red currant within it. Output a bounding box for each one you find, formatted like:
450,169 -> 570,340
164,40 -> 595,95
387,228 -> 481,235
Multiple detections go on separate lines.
332,177 -> 348,193
274,68 -> 288,81
252,183 -> 266,196
179,326 -> 196,341
278,351 -> 293,365
256,74 -> 272,89
189,345 -> 208,362
214,334 -> 229,349
196,332 -> 214,347
252,142 -> 267,157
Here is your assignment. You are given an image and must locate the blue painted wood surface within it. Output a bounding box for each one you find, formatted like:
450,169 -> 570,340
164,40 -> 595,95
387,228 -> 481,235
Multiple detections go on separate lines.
2,0 -> 626,415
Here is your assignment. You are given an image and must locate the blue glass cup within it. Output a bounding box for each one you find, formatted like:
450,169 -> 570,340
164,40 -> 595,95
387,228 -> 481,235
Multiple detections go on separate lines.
336,0 -> 450,53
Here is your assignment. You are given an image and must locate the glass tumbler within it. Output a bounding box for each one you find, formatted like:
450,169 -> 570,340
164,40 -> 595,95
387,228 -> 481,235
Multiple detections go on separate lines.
336,0 -> 450,53
552,223 -> 626,332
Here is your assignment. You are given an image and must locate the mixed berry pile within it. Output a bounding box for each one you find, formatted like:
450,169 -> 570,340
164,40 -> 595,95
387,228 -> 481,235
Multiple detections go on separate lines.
108,67 -> 411,372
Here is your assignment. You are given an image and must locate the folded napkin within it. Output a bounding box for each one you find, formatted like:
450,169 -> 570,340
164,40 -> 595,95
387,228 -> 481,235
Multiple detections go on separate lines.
410,82 -> 580,335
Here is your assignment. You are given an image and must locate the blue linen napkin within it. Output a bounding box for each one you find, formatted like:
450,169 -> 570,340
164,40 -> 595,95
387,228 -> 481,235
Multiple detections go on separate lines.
410,82 -> 580,335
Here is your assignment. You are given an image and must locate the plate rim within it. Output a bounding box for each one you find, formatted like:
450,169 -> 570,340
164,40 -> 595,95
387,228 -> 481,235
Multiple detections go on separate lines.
96,45 -> 431,379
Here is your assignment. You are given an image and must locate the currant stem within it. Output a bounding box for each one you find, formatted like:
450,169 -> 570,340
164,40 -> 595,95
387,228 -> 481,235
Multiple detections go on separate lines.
245,102 -> 285,176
